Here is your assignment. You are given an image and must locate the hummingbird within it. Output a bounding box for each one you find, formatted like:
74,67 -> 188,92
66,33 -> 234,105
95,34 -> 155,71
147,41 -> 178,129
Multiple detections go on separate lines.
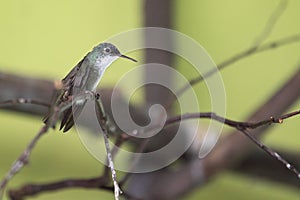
44,42 -> 137,132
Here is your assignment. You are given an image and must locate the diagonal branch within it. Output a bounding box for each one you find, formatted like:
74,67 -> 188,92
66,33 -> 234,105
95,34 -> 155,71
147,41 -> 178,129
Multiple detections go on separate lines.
0,125 -> 48,199
173,0 -> 292,100
174,33 -> 300,99
237,128 -> 300,179
133,64 -> 300,199
233,149 -> 300,186
203,64 -> 300,178
0,92 -> 96,197
252,0 -> 288,45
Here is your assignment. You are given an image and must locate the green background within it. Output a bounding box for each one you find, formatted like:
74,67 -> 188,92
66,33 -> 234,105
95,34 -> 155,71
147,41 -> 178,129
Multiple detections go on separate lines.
0,0 -> 300,199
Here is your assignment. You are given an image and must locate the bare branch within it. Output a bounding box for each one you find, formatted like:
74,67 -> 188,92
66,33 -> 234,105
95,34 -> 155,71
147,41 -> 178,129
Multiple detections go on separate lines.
174,33 -> 300,99
201,64 -> 300,178
94,94 -> 122,200
165,110 -> 300,129
172,0 -> 291,100
233,150 -> 300,186
0,72 -> 54,116
0,125 -> 49,195
237,128 -> 300,179
252,0 -> 288,45
0,92 -> 96,197
2,41 -> 298,200
1,1 -> 300,199
164,110 -> 300,178
126,64 -> 300,199
8,176 -> 140,200
8,177 -> 109,200
0,98 -> 50,108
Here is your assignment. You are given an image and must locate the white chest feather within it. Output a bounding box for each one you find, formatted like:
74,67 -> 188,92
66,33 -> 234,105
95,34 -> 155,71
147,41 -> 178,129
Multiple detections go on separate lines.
88,55 -> 119,90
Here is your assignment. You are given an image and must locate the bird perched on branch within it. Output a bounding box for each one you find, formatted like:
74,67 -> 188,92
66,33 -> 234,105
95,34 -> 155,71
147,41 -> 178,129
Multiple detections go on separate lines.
44,42 -> 137,132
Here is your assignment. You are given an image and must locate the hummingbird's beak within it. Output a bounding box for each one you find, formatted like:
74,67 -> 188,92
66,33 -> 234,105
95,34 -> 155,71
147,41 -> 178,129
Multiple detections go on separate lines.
120,54 -> 137,62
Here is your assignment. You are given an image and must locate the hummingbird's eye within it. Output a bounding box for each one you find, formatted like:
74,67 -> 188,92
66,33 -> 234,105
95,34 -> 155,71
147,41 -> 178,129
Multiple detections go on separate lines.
104,47 -> 111,53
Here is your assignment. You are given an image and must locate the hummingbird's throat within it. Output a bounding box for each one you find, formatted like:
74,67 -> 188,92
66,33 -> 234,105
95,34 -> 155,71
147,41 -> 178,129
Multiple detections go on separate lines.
97,55 -> 119,69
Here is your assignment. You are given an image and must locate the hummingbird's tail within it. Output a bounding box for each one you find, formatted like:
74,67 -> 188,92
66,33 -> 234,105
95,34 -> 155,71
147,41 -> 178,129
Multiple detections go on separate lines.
60,107 -> 74,132
43,105 -> 75,132
60,102 -> 85,132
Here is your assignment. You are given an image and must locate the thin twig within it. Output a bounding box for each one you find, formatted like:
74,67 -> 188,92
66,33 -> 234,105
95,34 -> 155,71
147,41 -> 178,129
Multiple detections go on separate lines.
0,92 -> 95,199
2,1 -> 300,198
170,0 -> 290,100
0,125 -> 49,197
0,98 -> 50,108
164,110 -> 300,179
174,33 -> 300,99
120,109 -> 300,186
6,108 -> 300,199
165,110 -> 300,129
0,92 -> 126,200
8,177 -> 139,200
102,134 -> 128,179
237,128 -> 300,179
252,0 -> 288,46
95,94 -> 122,200
0,92 -> 124,199
172,0 -> 296,102
8,177 -> 109,200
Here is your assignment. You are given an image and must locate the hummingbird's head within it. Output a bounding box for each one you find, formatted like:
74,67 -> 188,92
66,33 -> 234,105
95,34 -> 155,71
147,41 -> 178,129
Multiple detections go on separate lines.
94,43 -> 137,64
98,42 -> 121,57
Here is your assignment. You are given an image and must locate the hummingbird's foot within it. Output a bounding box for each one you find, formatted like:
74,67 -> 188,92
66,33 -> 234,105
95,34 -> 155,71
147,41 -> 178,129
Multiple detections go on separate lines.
95,93 -> 101,100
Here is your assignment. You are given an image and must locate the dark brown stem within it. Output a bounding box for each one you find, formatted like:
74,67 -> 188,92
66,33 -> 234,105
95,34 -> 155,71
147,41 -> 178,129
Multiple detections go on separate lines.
8,177 -> 110,200
165,110 -> 300,129
203,65 -> 300,179
0,92 -> 96,198
0,99 -> 50,108
233,150 -> 300,186
237,128 -> 300,179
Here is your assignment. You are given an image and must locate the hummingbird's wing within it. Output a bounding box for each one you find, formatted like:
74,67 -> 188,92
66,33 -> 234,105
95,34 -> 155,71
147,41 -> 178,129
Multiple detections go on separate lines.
44,57 -> 86,132
43,88 -> 64,128
59,57 -> 90,132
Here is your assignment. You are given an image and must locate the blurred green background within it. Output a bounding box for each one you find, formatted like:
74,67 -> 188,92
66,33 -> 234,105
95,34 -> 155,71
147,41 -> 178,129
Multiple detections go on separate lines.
0,0 -> 300,199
